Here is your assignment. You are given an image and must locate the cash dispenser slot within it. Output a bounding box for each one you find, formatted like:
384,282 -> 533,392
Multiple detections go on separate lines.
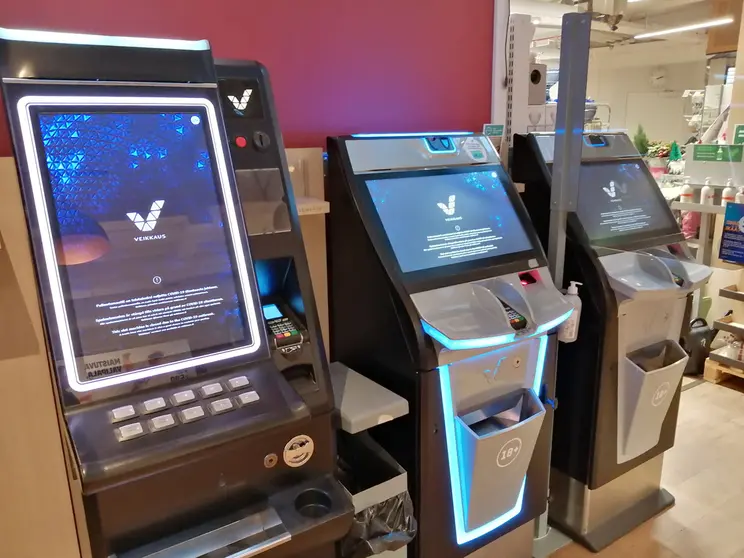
619,340 -> 688,463
113,475 -> 350,558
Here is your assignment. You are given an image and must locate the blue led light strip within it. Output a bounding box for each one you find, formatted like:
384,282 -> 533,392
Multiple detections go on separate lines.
352,131 -> 472,138
0,27 -> 209,51
533,308 -> 574,337
439,364 -> 527,544
422,321 -> 515,351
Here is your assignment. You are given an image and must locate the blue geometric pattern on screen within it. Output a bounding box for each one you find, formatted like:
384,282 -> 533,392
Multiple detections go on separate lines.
38,112 -> 218,235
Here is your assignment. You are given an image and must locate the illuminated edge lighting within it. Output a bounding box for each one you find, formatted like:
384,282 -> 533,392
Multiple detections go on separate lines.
533,334 -> 549,395
424,139 -> 457,155
0,27 -> 209,51
533,308 -> 574,337
16,95 -> 262,393
634,17 -> 734,40
351,131 -> 472,138
422,321 -> 515,350
439,363 -> 527,544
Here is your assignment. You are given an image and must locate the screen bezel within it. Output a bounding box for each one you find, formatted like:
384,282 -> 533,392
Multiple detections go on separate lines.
15,95 -> 265,393
353,165 -> 547,293
575,157 -> 682,249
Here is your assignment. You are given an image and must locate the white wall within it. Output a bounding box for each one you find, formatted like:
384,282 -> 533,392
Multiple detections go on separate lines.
586,42 -> 708,143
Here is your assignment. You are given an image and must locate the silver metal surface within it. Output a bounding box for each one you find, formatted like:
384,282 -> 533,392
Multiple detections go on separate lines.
538,12 -> 591,539
466,520 -> 535,558
548,12 -> 591,288
346,135 -> 499,174
114,507 -> 290,558
549,455 -> 664,536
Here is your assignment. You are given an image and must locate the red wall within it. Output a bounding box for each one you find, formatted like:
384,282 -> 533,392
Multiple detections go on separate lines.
0,0 -> 495,156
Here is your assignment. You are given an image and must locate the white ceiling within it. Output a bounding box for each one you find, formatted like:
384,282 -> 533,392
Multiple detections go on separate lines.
519,0 -> 721,62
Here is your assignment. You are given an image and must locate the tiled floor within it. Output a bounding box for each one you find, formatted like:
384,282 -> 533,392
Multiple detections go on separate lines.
552,379 -> 744,558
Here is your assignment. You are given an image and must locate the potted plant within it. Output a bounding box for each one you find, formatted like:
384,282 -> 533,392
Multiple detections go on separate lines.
646,141 -> 672,179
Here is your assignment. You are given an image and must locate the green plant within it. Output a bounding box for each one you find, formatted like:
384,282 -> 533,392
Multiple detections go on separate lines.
669,141 -> 682,161
634,125 -> 649,156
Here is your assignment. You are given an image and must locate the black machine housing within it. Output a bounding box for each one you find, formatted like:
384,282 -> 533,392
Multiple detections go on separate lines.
0,34 -> 351,558
512,132 -> 685,489
325,135 -> 559,558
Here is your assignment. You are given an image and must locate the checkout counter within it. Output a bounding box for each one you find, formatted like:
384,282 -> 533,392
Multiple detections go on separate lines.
326,133 -> 573,558
513,132 -> 712,551
0,29 -> 351,557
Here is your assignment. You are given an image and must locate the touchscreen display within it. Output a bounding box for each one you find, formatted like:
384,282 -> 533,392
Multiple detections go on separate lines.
33,108 -> 257,389
366,171 -> 534,273
577,161 -> 678,243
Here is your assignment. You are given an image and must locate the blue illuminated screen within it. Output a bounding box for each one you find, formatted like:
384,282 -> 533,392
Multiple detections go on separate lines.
262,304 -> 283,320
37,110 -> 249,383
366,171 -> 534,273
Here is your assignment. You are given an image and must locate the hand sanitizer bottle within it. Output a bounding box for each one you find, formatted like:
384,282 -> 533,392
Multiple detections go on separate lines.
722,179 -> 736,205
558,281 -> 582,343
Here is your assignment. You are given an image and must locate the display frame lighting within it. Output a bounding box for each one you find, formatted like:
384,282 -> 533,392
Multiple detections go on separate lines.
0,27 -> 209,51
16,95 -> 264,393
634,17 -> 734,40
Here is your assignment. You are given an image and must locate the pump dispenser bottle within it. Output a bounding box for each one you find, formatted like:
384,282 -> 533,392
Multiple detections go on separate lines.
558,281 -> 582,343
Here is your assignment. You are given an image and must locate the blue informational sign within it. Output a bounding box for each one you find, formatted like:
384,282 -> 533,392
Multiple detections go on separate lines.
720,202 -> 744,265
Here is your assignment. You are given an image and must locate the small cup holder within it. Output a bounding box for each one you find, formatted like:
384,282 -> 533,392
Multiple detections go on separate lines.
294,488 -> 332,519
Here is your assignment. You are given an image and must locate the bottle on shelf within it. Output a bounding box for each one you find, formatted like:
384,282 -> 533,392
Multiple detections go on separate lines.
722,178 -> 736,205
680,179 -> 694,204
701,177 -> 715,205
736,188 -> 744,204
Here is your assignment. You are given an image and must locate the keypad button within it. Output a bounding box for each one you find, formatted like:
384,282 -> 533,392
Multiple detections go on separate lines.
171,390 -> 196,406
228,376 -> 250,390
110,405 -> 136,423
115,422 -> 145,442
142,397 -> 167,414
200,383 -> 224,398
237,391 -> 260,406
209,398 -> 234,415
149,414 -> 176,432
179,406 -> 205,423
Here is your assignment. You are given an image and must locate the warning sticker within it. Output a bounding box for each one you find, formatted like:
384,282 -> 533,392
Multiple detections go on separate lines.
462,137 -> 487,162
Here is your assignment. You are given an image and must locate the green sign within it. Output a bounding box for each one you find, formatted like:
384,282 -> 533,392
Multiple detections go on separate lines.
483,124 -> 504,137
693,144 -> 744,163
735,125 -> 744,145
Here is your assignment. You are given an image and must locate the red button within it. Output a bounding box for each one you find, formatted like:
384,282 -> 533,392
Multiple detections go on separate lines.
235,136 -> 247,148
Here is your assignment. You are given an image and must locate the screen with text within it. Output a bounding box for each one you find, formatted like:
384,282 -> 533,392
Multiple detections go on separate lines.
37,110 -> 250,384
366,171 -> 534,273
577,161 -> 678,243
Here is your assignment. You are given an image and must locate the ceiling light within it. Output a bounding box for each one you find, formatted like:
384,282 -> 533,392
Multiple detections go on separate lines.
628,0 -> 644,3
634,17 -> 734,39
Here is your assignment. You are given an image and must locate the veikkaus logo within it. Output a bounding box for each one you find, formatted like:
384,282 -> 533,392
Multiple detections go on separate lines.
437,195 -> 456,216
228,89 -> 253,116
127,200 -> 166,241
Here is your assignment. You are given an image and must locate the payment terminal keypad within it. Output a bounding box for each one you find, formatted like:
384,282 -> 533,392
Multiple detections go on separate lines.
266,316 -> 303,347
502,302 -> 528,331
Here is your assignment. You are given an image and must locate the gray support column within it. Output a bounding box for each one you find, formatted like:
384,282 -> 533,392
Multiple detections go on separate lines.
534,12 -> 592,549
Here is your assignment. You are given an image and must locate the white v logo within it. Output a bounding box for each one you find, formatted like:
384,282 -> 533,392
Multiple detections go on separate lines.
603,186 -> 616,198
437,195 -> 456,216
227,89 -> 252,111
127,200 -> 165,232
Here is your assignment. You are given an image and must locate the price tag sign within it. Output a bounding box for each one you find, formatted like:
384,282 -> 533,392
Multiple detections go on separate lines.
720,202 -> 744,265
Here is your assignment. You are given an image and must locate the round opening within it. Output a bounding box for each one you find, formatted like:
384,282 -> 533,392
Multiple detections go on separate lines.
530,69 -> 542,85
294,489 -> 332,519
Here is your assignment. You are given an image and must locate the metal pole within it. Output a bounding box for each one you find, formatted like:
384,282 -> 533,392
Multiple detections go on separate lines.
547,12 -> 592,288
534,12 -> 591,549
